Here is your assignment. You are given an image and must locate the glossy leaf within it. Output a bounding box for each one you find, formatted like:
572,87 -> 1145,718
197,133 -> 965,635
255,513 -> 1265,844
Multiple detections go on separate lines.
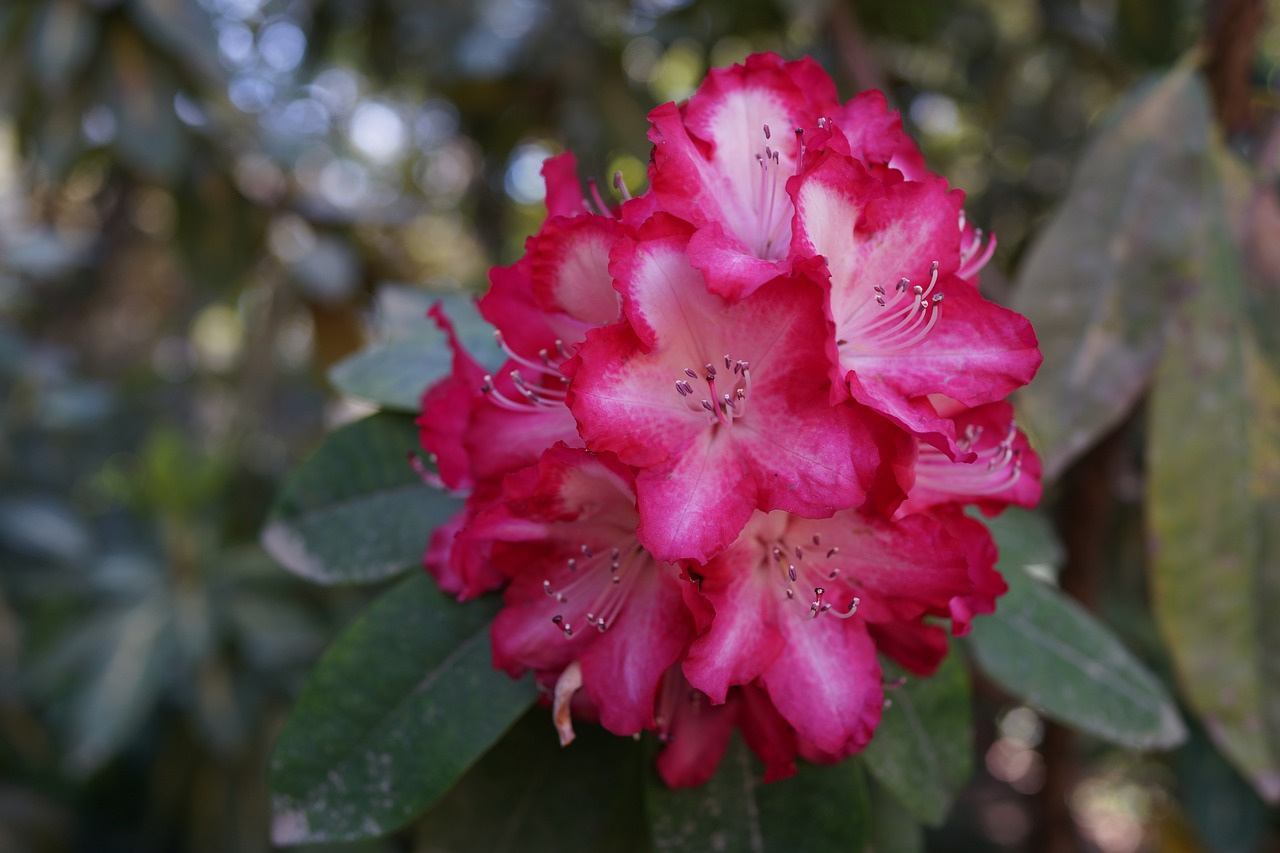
967,563 -> 1185,750
644,738 -> 869,852
329,286 -> 502,411
415,709 -> 648,853
269,572 -> 537,844
1011,64 -> 1212,481
863,650 -> 972,827
1148,145 -> 1280,803
262,412 -> 459,585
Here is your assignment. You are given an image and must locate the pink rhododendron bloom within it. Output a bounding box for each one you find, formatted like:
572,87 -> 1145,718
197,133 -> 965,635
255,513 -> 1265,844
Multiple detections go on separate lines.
566,215 -> 905,563
408,50 -> 1045,788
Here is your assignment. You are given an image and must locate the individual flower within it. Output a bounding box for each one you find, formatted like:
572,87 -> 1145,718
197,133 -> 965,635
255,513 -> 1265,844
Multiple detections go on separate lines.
790,151 -> 1042,458
646,53 -> 841,301
897,399 -> 1042,518
476,445 -> 695,736
681,506 -> 995,755
566,214 -> 907,563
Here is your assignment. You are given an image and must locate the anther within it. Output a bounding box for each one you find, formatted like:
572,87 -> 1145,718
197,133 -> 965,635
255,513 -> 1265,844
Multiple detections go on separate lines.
763,124 -> 771,139
826,546 -> 839,558
705,363 -> 717,378
701,400 -> 715,413
684,368 -> 698,379
613,171 -> 631,201
788,564 -> 798,582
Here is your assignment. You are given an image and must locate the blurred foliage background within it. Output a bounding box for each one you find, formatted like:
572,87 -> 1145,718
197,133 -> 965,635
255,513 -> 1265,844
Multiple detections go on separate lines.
1,0 -> 1278,850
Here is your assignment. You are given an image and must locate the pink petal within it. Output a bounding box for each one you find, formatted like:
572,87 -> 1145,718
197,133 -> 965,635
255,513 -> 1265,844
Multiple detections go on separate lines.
529,214 -> 623,327
737,682 -> 799,783
654,671 -> 739,788
417,303 -> 486,491
683,534 -> 786,703
541,151 -> 587,218
941,508 -> 1004,636
761,612 -> 883,756
832,89 -> 922,177
869,619 -> 950,676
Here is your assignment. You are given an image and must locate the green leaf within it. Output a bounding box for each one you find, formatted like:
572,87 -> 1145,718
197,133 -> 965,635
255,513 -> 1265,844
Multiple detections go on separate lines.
262,413 -> 459,585
980,507 -> 1064,578
966,563 -> 1185,751
1147,143 -> 1280,803
862,650 -> 972,826
329,338 -> 454,413
415,709 -> 648,853
1010,63 -> 1212,481
329,287 -> 502,411
866,777 -> 924,853
269,572 -> 537,844
644,738 -> 869,852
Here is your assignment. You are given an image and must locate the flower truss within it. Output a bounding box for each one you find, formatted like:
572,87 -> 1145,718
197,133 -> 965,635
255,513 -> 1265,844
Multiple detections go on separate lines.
417,52 -> 1042,788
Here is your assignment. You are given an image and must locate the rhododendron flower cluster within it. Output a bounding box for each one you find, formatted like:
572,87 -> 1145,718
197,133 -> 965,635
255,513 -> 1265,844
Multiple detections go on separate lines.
417,53 -> 1042,787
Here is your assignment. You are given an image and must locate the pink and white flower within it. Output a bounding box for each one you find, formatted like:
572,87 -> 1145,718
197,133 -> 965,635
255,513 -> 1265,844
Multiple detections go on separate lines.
409,50 -> 1044,787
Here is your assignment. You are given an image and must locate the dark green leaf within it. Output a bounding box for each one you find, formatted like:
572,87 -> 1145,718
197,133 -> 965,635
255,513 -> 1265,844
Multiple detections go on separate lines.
269,573 -> 536,844
1148,145 -> 1280,803
644,737 -> 869,853
415,709 -> 648,853
1011,64 -> 1212,481
262,412 -> 459,585
979,507 -> 1064,577
862,651 -> 972,826
866,777 -> 924,853
1175,722 -> 1274,853
329,287 -> 502,411
966,564 -> 1185,750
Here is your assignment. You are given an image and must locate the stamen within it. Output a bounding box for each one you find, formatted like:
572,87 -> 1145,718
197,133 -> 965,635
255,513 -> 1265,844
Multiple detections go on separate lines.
840,262 -> 944,357
588,179 -> 610,217
612,171 -> 632,201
